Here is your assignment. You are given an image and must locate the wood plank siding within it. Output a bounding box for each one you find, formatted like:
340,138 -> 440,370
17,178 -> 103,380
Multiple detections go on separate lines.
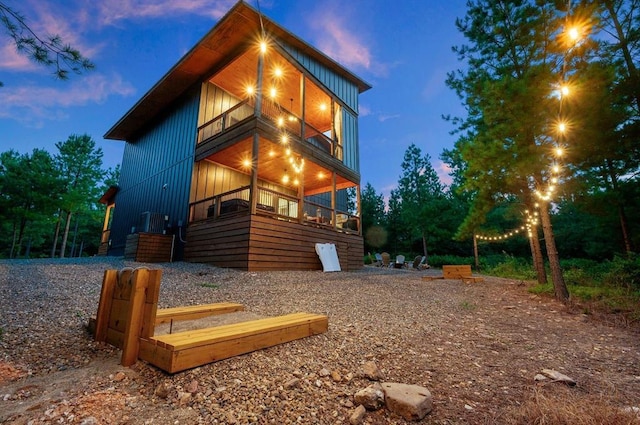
184,215 -> 363,271
124,233 -> 175,263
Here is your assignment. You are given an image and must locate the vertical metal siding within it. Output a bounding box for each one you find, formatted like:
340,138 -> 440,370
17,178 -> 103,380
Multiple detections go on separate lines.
109,88 -> 200,257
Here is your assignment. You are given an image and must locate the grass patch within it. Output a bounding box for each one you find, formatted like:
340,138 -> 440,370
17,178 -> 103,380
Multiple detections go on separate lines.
460,300 -> 476,311
498,385 -> 640,425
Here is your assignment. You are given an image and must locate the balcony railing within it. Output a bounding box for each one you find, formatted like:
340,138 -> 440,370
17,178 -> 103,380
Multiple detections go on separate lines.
188,187 -> 359,234
197,100 -> 254,144
197,97 -> 343,161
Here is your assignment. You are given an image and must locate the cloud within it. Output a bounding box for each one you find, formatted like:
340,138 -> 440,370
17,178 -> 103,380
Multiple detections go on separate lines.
0,73 -> 135,126
0,42 -> 36,71
436,160 -> 453,186
378,114 -> 400,123
95,0 -> 237,25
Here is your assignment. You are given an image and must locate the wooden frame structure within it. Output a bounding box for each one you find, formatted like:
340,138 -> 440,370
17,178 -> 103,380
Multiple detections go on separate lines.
422,265 -> 485,284
92,268 -> 328,373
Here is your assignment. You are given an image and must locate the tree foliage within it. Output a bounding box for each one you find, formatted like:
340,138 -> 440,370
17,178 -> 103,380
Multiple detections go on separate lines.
0,1 -> 94,85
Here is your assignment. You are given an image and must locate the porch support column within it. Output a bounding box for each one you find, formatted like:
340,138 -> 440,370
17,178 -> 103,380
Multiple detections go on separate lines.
297,169 -> 304,223
331,172 -> 337,230
356,184 -> 362,236
250,134 -> 259,214
255,47 -> 265,117
299,75 -> 306,139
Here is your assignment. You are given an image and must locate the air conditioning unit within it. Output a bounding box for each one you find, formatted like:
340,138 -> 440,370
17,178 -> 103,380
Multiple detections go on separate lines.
139,212 -> 168,234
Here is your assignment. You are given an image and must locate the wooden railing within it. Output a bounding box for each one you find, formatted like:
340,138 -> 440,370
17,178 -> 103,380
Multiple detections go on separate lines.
188,187 -> 359,234
197,101 -> 254,144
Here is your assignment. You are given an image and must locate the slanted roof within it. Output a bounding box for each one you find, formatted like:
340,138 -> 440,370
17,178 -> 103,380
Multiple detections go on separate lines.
104,1 -> 371,141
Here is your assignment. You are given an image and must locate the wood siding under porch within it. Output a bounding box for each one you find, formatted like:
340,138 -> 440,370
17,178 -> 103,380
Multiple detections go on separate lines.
184,214 -> 363,271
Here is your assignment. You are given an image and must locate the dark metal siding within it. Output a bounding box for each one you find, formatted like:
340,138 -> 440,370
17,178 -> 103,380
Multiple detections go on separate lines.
109,89 -> 200,258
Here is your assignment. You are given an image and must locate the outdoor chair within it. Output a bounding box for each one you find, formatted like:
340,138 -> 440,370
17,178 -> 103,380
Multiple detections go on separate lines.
373,253 -> 383,267
381,252 -> 391,268
393,254 -> 406,269
411,255 -> 422,269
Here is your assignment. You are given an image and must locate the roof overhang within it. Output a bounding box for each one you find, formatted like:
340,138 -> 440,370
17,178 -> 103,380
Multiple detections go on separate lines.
104,0 -> 371,141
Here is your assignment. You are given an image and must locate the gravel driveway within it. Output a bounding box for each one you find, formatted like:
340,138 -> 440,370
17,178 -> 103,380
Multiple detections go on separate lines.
1,258 -> 639,424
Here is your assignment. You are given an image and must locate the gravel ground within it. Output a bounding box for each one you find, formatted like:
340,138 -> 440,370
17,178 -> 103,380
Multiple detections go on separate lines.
1,257 -> 639,424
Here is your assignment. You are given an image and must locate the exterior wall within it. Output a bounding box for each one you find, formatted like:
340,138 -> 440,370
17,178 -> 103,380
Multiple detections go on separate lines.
198,82 -> 242,126
109,88 -> 200,258
185,214 -> 363,271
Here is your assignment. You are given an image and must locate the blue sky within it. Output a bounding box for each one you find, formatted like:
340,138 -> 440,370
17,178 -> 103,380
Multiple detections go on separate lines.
0,0 -> 468,201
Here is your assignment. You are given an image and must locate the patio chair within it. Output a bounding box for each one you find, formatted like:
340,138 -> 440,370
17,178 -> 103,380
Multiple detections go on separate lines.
411,255 -> 422,269
393,254 -> 406,269
381,252 -> 391,268
419,256 -> 430,270
373,253 -> 383,267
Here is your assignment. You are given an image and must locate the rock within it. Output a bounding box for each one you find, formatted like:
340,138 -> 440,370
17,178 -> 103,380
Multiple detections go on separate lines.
349,405 -> 367,425
354,383 -> 385,410
318,368 -> 331,377
186,379 -> 199,394
154,382 -> 170,399
362,361 -> 384,381
331,370 -> 342,382
284,378 -> 301,389
381,382 -> 433,421
177,391 -> 191,406
541,369 -> 576,386
534,374 -> 548,381
113,371 -> 126,382
80,417 -> 99,425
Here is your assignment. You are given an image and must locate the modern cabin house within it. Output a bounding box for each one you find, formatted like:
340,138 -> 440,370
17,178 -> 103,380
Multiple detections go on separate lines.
102,1 -> 371,271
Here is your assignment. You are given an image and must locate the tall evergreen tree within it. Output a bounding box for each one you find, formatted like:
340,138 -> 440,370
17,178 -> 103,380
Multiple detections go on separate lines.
54,134 -> 104,258
444,0 -> 592,301
396,144 -> 448,261
361,182 -> 387,252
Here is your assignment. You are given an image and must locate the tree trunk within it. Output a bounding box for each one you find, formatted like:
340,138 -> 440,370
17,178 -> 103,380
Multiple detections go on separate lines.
70,216 -> 80,257
51,210 -> 62,258
10,222 -> 18,259
618,203 -> 632,254
529,224 -> 547,284
539,203 -> 568,302
60,210 -> 72,258
422,234 -> 429,263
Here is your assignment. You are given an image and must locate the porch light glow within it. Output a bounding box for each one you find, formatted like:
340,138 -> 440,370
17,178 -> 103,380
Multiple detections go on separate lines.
293,178 -> 299,186
552,165 -> 560,173
281,134 -> 288,144
242,158 -> 252,168
555,147 -> 564,156
246,85 -> 255,95
274,67 -> 283,78
268,149 -> 275,157
319,103 -> 327,111
317,171 -> 325,179
567,27 -> 580,42
558,122 -> 566,133
560,85 -> 569,97
277,116 -> 285,127
270,87 -> 277,98
282,174 -> 290,184
285,147 -> 291,156
259,40 -> 268,54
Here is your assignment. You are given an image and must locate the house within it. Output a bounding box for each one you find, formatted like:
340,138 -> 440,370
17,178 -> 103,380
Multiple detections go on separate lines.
102,1 -> 371,271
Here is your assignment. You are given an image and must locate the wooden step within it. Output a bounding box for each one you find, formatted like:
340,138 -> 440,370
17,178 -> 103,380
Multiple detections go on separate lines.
155,302 -> 244,324
139,312 -> 328,373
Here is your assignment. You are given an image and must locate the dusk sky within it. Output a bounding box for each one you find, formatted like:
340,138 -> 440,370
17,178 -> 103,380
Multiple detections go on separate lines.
0,0 -> 468,202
